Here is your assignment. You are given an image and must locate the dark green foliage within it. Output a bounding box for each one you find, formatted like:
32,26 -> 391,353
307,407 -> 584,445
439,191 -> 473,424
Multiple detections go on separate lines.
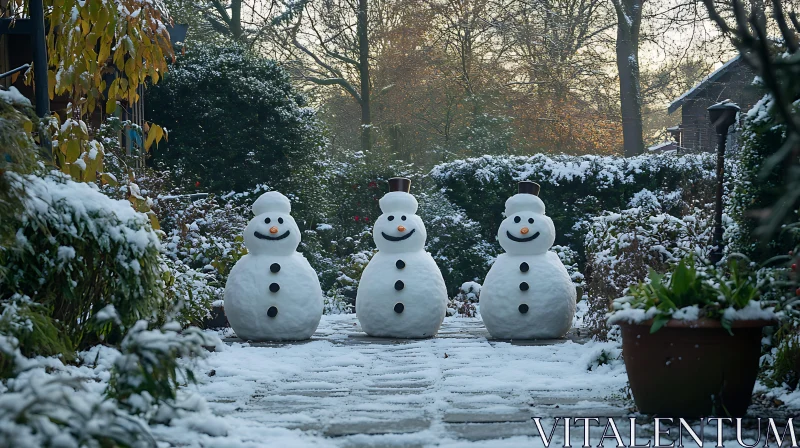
732,94 -> 800,264
146,42 -> 326,195
0,296 -> 73,377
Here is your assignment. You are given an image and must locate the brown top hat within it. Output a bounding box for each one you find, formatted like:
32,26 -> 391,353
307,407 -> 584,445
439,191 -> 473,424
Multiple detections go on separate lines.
388,177 -> 411,193
518,181 -> 540,196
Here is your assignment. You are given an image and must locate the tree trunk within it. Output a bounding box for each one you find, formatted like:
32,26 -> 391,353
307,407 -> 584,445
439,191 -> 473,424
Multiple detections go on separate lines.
231,0 -> 242,40
358,0 -> 372,153
613,0 -> 644,157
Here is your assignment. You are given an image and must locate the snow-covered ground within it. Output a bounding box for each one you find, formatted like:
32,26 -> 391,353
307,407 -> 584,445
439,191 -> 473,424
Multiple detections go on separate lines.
154,314 -> 629,447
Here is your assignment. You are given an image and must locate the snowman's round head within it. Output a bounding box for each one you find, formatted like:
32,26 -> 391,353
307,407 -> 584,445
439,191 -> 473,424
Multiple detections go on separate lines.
497,183 -> 555,255
373,190 -> 427,253
243,192 -> 301,255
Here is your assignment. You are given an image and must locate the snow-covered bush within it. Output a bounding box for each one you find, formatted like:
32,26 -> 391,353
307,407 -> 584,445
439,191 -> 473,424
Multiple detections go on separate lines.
0,367 -> 155,447
160,193 -> 249,277
447,282 -> 481,317
582,189 -> 718,338
0,319 -> 220,446
551,244 -> 585,291
146,42 -> 326,194
107,320 -> 217,423
0,294 -> 71,376
430,152 -> 720,268
418,189 -> 497,296
730,93 -> 800,263
1,171 -> 165,350
162,258 -> 220,328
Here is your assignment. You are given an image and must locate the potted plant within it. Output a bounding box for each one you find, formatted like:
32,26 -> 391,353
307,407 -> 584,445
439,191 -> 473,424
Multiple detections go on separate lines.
608,256 -> 779,417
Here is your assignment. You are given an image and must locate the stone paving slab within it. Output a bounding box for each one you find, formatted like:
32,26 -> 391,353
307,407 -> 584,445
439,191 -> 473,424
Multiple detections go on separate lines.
442,411 -> 531,423
445,421 -> 541,440
324,418 -> 432,437
200,314 -> 639,445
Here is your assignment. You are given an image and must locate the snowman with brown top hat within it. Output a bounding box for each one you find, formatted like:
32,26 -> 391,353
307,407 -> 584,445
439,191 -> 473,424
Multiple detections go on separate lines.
480,181 -> 576,339
356,178 -> 448,338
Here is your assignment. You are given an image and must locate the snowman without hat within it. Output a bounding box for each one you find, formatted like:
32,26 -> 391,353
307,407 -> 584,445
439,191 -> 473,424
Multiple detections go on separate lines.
480,181 -> 576,339
356,177 -> 448,338
224,192 -> 323,341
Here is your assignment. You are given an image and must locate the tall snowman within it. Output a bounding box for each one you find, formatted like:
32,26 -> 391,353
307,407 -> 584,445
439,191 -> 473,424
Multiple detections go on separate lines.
224,192 -> 323,341
480,181 -> 576,339
356,178 -> 448,338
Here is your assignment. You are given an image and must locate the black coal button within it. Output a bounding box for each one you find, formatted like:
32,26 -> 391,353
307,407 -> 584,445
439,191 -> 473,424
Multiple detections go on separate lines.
267,306 -> 278,317
269,283 -> 280,293
270,263 -> 281,273
394,303 -> 404,313
395,280 -> 404,291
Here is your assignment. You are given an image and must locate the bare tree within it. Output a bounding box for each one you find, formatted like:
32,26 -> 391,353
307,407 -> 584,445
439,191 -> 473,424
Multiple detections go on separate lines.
272,0 -> 374,153
610,0 -> 644,156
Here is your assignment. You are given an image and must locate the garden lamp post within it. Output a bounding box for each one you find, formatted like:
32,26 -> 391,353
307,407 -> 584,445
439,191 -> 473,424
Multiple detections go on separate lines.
707,100 -> 740,265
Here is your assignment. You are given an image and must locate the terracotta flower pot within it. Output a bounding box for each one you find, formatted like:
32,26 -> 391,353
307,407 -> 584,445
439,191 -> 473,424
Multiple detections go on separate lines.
619,318 -> 775,417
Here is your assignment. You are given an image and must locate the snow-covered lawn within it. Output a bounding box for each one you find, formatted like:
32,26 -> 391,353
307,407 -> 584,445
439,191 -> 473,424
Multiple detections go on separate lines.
155,315 -> 628,447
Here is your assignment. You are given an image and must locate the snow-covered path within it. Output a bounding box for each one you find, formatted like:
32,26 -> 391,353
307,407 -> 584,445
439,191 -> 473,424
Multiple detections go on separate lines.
161,315 -> 628,447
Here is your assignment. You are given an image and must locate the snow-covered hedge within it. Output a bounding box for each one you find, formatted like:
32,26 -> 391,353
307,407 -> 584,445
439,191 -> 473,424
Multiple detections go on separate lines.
1,171 -> 165,351
430,152 -> 720,267
731,93 -> 800,263
582,189 -> 721,338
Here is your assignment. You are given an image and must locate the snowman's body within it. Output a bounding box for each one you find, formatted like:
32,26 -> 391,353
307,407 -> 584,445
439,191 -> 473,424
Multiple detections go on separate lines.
480,187 -> 576,339
224,192 -> 323,341
356,251 -> 447,338
481,252 -> 575,339
356,186 -> 447,338
225,252 -> 322,341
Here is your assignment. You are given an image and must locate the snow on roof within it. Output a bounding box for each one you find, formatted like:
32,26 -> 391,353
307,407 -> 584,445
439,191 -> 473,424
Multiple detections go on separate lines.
668,55 -> 741,115
647,141 -> 676,151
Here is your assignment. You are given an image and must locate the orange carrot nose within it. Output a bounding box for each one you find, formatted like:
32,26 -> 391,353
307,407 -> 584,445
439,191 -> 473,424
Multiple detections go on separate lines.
397,225 -> 406,232
520,227 -> 529,234
270,226 -> 279,234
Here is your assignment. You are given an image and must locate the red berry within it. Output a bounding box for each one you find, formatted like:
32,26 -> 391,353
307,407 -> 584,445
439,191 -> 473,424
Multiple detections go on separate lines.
195,181 -> 200,187
793,264 -> 798,272
796,288 -> 800,296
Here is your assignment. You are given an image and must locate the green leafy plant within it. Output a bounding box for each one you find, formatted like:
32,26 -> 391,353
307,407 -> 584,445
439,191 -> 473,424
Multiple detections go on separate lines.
614,255 -> 771,334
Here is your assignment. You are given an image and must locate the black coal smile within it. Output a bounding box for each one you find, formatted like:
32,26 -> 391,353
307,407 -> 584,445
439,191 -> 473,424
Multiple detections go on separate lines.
382,229 -> 416,242
254,230 -> 291,240
506,230 -> 540,242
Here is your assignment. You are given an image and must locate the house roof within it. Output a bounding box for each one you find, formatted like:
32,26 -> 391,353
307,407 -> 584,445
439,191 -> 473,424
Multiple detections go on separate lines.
668,55 -> 742,114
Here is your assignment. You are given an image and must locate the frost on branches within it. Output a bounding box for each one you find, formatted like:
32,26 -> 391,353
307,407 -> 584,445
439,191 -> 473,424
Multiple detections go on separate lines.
0,320 -> 222,448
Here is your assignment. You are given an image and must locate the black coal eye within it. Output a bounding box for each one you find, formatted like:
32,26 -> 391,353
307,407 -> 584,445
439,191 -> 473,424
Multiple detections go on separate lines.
388,215 -> 394,221
514,216 -> 521,223
278,217 -> 284,224
528,218 -> 534,224
265,217 -> 271,224
401,215 -> 407,221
